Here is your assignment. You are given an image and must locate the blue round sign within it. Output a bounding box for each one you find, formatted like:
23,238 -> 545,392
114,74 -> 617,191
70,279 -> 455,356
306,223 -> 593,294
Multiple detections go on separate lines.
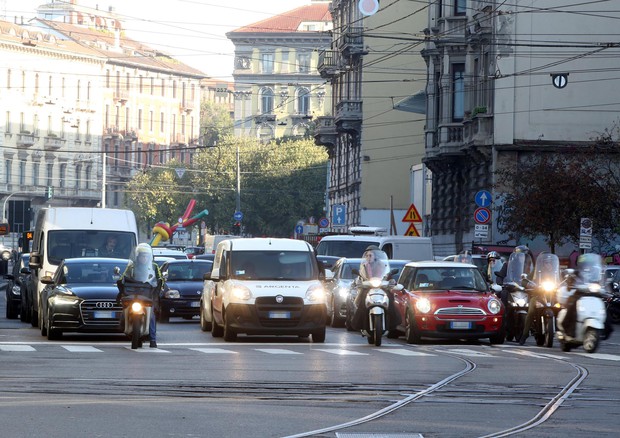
295,224 -> 304,235
318,217 -> 329,228
233,211 -> 243,221
475,190 -> 492,208
474,207 -> 491,224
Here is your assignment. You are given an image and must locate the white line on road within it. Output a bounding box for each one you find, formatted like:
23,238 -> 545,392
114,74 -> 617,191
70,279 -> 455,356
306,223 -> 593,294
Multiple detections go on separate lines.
0,345 -> 36,352
62,345 -> 103,353
376,348 -> 435,356
255,348 -> 302,355
314,349 -> 368,356
189,348 -> 238,354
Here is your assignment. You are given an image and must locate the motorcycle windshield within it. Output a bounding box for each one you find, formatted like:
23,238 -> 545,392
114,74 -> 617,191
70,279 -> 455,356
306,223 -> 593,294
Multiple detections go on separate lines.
359,249 -> 391,280
577,253 -> 605,284
488,259 -> 504,284
504,252 -> 532,284
534,252 -> 560,285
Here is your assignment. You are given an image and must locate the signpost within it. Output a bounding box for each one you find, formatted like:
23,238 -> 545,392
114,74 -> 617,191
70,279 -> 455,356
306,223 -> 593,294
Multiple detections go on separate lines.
402,203 -> 422,236
332,205 -> 346,228
473,190 -> 492,241
579,217 -> 592,250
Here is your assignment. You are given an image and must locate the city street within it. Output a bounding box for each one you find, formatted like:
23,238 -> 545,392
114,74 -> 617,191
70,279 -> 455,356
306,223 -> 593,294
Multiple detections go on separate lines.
1,282 -> 619,438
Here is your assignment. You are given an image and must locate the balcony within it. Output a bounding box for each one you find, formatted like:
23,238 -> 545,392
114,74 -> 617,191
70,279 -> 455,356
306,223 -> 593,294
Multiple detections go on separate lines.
113,89 -> 130,103
43,135 -> 65,150
254,113 -> 276,124
318,50 -> 339,79
339,26 -> 366,57
75,99 -> 97,113
170,133 -> 187,145
180,101 -> 195,113
104,126 -> 120,138
313,116 -> 337,152
463,113 -> 494,146
17,132 -> 36,147
335,99 -> 362,134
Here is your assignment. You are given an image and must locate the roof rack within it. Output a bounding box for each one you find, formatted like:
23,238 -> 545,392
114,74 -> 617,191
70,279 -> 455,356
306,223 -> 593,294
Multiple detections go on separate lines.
349,226 -> 388,236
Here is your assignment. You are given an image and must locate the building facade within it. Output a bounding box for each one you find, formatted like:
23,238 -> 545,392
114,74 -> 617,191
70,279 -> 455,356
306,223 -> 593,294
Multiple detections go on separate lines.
227,1 -> 332,142
422,0 -> 620,256
316,0 -> 428,235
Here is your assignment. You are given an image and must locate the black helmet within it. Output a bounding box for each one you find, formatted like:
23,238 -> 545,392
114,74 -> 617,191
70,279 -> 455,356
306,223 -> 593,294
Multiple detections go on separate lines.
514,245 -> 530,254
487,251 -> 500,260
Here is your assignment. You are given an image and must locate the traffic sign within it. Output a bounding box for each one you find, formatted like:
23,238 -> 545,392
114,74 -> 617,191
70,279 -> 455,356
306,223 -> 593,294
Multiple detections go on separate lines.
233,211 -> 243,221
474,207 -> 491,224
402,203 -> 422,223
475,190 -> 492,208
318,217 -> 329,228
295,224 -> 304,235
404,223 -> 420,236
332,205 -> 346,227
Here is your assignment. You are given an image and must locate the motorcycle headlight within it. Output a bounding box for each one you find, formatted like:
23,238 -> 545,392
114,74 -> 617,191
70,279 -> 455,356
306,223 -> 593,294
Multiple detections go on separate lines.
488,299 -> 501,314
164,289 -> 181,299
131,302 -> 143,312
588,283 -> 601,293
415,298 -> 431,314
231,284 -> 252,301
369,278 -> 381,288
542,281 -> 556,292
305,284 -> 326,303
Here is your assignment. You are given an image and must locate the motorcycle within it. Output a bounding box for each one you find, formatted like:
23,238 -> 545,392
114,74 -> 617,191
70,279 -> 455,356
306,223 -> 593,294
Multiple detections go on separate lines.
556,254 -> 608,353
117,278 -> 157,349
499,253 -> 530,342
522,252 -> 562,348
350,248 -> 397,347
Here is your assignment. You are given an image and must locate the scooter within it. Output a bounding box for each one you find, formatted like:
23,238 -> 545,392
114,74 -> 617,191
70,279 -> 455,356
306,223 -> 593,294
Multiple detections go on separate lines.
498,252 -> 530,342
556,254 -> 608,353
117,279 -> 156,349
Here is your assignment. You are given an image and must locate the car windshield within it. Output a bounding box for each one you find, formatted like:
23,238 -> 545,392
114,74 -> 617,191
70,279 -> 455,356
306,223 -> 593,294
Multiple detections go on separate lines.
231,250 -> 317,281
47,230 -> 135,265
58,261 -> 128,284
315,240 -> 379,258
165,261 -> 213,281
412,267 -> 488,292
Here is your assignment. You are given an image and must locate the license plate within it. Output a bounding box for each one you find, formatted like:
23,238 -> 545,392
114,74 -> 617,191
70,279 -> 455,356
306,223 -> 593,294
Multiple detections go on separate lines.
450,321 -> 472,329
190,302 -> 200,308
269,311 -> 290,319
94,311 -> 115,319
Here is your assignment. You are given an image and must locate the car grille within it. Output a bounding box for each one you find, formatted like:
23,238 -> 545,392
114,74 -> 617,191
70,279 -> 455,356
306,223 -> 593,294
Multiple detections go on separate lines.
81,300 -> 123,325
435,307 -> 485,316
255,296 -> 304,327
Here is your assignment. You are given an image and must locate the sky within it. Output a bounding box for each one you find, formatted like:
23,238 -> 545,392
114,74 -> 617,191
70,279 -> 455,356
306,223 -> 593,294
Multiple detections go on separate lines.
2,0 -> 312,79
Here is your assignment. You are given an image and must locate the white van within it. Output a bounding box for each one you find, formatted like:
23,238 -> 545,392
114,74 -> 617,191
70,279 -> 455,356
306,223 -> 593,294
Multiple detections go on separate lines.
315,231 -> 433,261
203,234 -> 240,254
201,237 -> 329,342
28,207 -> 139,325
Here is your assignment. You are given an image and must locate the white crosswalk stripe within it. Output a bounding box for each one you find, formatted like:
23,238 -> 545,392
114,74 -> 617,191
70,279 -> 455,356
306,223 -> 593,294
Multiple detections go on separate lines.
62,345 -> 103,353
255,348 -> 302,355
190,347 -> 238,354
126,347 -> 170,353
444,348 -> 492,357
0,345 -> 36,352
314,349 -> 369,356
376,348 -> 435,357
574,352 -> 620,361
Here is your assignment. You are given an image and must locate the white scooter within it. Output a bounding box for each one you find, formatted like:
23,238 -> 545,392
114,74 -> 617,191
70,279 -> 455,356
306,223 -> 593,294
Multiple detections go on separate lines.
556,254 -> 608,353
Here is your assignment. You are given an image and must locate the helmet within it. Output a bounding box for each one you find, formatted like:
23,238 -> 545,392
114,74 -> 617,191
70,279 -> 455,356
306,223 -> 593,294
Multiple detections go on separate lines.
514,245 -> 530,254
487,251 -> 500,260
135,243 -> 152,257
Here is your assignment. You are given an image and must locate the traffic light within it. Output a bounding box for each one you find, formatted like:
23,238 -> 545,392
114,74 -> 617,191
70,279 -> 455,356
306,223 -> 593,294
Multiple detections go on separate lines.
46,186 -> 54,199
232,222 -> 241,235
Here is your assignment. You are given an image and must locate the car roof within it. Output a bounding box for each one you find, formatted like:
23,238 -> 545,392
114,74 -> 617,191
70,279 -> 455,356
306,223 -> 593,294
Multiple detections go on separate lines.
63,257 -> 129,264
404,261 -> 478,269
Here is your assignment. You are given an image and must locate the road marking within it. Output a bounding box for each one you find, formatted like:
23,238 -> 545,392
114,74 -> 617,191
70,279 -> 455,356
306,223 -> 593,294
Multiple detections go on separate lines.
62,345 -> 102,353
574,353 -> 620,361
315,349 -> 369,356
502,349 -> 553,360
255,348 -> 302,355
190,348 -> 238,354
126,347 -> 170,353
444,349 -> 492,357
376,348 -> 435,356
0,345 -> 36,352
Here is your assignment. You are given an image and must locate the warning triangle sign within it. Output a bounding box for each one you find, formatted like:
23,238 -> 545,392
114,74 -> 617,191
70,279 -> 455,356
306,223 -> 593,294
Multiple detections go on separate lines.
404,223 -> 420,236
402,204 -> 422,223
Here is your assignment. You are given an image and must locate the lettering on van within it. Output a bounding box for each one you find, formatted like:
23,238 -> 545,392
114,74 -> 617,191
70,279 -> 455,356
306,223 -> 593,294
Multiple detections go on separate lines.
255,284 -> 301,289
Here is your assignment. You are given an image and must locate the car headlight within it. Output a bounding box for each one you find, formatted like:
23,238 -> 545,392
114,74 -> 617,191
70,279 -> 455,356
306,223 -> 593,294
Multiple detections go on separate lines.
51,294 -> 79,305
231,284 -> 252,301
337,286 -> 350,299
164,289 -> 181,299
541,281 -> 556,292
1,250 -> 11,261
11,285 -> 21,296
415,298 -> 431,314
488,299 -> 501,314
305,284 -> 326,303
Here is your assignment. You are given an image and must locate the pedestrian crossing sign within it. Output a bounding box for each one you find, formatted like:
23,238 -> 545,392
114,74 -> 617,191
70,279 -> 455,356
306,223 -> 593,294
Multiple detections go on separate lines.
404,223 -> 420,236
402,203 -> 422,223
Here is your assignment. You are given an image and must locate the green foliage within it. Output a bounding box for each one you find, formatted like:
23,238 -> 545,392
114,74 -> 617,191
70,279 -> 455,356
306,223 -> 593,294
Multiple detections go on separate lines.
200,101 -> 233,147
494,152 -> 618,253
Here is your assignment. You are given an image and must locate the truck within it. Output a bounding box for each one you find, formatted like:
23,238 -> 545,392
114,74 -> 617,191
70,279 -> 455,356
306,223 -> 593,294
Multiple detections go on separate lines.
200,237 -> 330,342
315,227 -> 434,261
27,207 -> 139,327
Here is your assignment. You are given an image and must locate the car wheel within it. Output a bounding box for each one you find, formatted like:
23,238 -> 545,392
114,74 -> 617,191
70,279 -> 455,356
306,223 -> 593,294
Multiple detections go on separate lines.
211,306 -> 223,338
39,303 -> 47,337
158,310 -> 169,323
47,308 -> 62,341
330,300 -> 345,328
20,290 -> 30,323
312,327 -> 326,343
30,297 -> 38,327
560,340 -> 572,352
200,306 -> 212,332
405,308 -> 421,344
223,310 -> 237,342
6,297 -> 18,319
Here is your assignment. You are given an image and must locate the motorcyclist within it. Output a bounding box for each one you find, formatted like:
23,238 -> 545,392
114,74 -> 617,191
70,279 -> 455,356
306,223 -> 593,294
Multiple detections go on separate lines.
351,246 -> 400,332
120,243 -> 163,348
496,245 -> 533,309
486,251 -> 504,285
519,251 -> 559,345
454,251 -> 473,264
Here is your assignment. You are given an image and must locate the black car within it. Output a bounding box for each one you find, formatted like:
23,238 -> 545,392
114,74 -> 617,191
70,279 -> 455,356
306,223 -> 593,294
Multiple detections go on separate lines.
4,253 -> 30,320
38,257 -> 130,340
344,259 -> 410,331
159,259 -> 213,322
324,257 -> 361,328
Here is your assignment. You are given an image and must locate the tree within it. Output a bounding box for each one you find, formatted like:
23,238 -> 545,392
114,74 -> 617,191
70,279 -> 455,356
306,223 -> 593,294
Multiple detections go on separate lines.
200,101 -> 233,147
494,152 -> 618,253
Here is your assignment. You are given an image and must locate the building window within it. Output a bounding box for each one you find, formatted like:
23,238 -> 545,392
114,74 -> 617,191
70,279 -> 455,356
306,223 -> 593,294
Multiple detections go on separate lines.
452,63 -> 465,121
138,109 -> 143,130
455,0 -> 466,16
172,80 -> 177,99
297,53 -> 311,73
106,70 -> 110,88
260,87 -> 274,114
5,111 -> 10,133
148,144 -> 154,166
150,111 -> 154,132
161,79 -> 165,97
33,162 -> 39,186
59,163 -> 66,188
4,160 -> 11,184
47,163 -> 53,187
85,166 -> 91,189
296,87 -> 310,114
261,53 -> 274,74
160,112 -> 165,133
75,164 -> 81,189
19,160 -> 26,186
7,69 -> 11,90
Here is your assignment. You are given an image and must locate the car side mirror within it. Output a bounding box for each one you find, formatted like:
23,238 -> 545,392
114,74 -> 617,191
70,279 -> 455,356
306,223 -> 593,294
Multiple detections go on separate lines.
491,284 -> 502,293
41,275 -> 54,285
392,284 -> 404,292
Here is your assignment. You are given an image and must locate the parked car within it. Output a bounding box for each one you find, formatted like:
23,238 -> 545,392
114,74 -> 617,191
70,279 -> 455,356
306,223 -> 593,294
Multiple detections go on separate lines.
4,253 -> 30,320
38,257 -> 130,340
152,248 -> 188,259
390,261 -> 505,344
184,246 -> 205,259
159,259 -> 213,322
343,259 -> 410,331
325,258 -> 360,328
